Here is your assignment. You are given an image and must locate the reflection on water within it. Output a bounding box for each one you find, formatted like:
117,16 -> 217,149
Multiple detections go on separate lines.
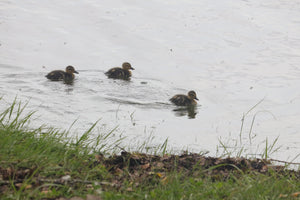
64,85 -> 74,94
172,105 -> 198,119
63,80 -> 75,85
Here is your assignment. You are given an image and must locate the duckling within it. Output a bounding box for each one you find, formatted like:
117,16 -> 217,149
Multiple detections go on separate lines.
170,90 -> 199,106
105,62 -> 134,80
45,66 -> 79,82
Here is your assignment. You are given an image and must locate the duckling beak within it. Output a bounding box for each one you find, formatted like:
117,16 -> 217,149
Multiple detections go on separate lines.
195,97 -> 199,101
74,70 -> 79,74
130,67 -> 135,70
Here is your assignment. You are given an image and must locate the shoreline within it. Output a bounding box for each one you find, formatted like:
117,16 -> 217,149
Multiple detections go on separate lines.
0,101 -> 299,199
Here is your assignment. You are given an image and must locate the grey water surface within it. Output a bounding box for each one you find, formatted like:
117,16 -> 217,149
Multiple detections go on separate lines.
0,0 -> 300,162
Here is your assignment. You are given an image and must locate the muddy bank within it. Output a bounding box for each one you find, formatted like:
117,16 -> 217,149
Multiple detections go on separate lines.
1,152 -> 299,194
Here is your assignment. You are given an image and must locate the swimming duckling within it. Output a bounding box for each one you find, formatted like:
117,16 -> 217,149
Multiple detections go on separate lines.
105,62 -> 134,80
45,66 -> 79,83
170,90 -> 199,106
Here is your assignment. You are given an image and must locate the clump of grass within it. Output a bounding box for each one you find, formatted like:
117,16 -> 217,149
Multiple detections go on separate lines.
0,99 -> 121,199
217,99 -> 285,160
0,99 -> 107,166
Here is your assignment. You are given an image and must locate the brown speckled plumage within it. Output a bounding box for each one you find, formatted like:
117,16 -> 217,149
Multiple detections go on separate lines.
105,62 -> 134,80
45,66 -> 79,83
170,90 -> 199,106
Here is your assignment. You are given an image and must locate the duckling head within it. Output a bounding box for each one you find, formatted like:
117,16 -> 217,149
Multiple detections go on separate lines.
65,65 -> 79,74
122,62 -> 134,70
188,90 -> 199,101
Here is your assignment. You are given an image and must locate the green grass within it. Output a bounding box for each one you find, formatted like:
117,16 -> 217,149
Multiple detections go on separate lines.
0,100 -> 300,200
99,172 -> 300,200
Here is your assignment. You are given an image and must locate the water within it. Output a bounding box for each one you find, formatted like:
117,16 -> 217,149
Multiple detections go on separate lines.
0,0 -> 300,162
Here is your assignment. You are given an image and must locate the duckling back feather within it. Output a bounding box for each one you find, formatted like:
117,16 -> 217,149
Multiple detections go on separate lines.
105,67 -> 131,79
45,70 -> 65,81
170,95 -> 194,106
